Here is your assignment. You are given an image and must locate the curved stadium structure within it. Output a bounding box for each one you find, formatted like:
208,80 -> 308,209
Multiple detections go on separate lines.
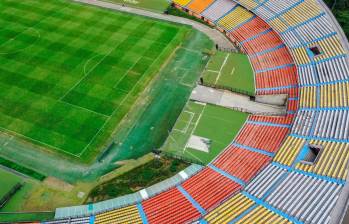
4,0 -> 349,223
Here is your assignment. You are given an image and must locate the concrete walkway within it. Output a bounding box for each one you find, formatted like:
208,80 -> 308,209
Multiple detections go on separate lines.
73,0 -> 236,50
190,85 -> 286,115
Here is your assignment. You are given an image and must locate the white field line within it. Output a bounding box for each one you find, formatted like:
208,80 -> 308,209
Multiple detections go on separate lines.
214,53 -> 230,84
0,127 -> 80,158
206,69 -> 219,73
230,67 -> 236,76
77,37 -> 180,157
173,111 -> 195,134
185,150 -> 204,164
0,28 -> 41,55
59,47 -> 115,101
60,100 -> 110,118
112,54 -> 145,89
182,111 -> 195,134
183,104 -> 206,154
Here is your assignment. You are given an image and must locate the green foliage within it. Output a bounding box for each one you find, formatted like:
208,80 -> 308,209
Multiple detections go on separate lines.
325,0 -> 349,38
86,157 -> 189,202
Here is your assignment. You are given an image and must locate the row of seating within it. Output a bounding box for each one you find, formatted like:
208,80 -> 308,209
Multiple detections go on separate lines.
212,145 -> 271,182
244,163 -> 343,224
181,167 -> 242,211
249,114 -> 295,125
235,123 -> 290,153
171,0 -> 349,223
141,187 -> 200,224
319,82 -> 349,107
313,110 -> 349,140
94,205 -> 142,224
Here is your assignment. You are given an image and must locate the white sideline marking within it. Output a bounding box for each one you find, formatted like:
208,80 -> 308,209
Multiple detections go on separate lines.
60,47 -> 115,101
0,28 -> 41,55
60,100 -> 110,118
0,127 -> 80,158
230,67 -> 236,76
214,53 -> 230,84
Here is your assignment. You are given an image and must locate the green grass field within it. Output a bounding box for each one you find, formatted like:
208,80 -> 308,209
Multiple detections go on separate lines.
107,0 -> 169,12
202,51 -> 255,95
161,101 -> 248,164
0,169 -> 22,199
0,0 -> 190,161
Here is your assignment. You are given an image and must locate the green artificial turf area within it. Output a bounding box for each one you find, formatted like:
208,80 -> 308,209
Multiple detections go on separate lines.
0,0 -> 190,161
202,51 -> 255,95
161,101 -> 248,164
106,0 -> 169,12
0,168 -> 22,199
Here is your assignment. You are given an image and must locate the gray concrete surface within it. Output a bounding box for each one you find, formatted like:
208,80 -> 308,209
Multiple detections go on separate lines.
255,94 -> 288,106
73,0 -> 236,50
190,85 -> 286,115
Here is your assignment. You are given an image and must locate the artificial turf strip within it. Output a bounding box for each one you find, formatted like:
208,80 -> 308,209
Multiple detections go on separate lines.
202,51 -> 255,95
0,0 -> 190,160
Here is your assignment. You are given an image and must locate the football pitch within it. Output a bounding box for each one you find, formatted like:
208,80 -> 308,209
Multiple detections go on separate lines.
161,101 -> 248,164
0,0 -> 190,160
202,51 -> 255,95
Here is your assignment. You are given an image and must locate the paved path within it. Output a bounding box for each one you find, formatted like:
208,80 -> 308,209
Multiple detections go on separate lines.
73,0 -> 236,50
190,85 -> 286,115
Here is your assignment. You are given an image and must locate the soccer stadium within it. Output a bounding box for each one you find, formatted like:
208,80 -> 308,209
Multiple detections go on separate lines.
0,0 -> 348,223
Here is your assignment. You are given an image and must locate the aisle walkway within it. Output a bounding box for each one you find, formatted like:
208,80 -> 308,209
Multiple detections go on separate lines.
190,85 -> 286,115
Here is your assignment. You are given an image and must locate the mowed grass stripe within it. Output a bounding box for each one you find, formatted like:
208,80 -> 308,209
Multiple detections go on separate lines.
0,0 -> 189,159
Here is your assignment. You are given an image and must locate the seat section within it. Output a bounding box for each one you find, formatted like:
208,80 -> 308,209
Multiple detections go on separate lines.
95,205 -> 142,224
213,145 -> 271,182
235,123 -> 290,153
142,187 -> 201,224
181,167 -> 242,211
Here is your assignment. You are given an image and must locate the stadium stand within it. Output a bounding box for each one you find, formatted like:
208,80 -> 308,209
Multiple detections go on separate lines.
181,167 -> 242,211
142,187 -> 201,224
43,0 -> 349,223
